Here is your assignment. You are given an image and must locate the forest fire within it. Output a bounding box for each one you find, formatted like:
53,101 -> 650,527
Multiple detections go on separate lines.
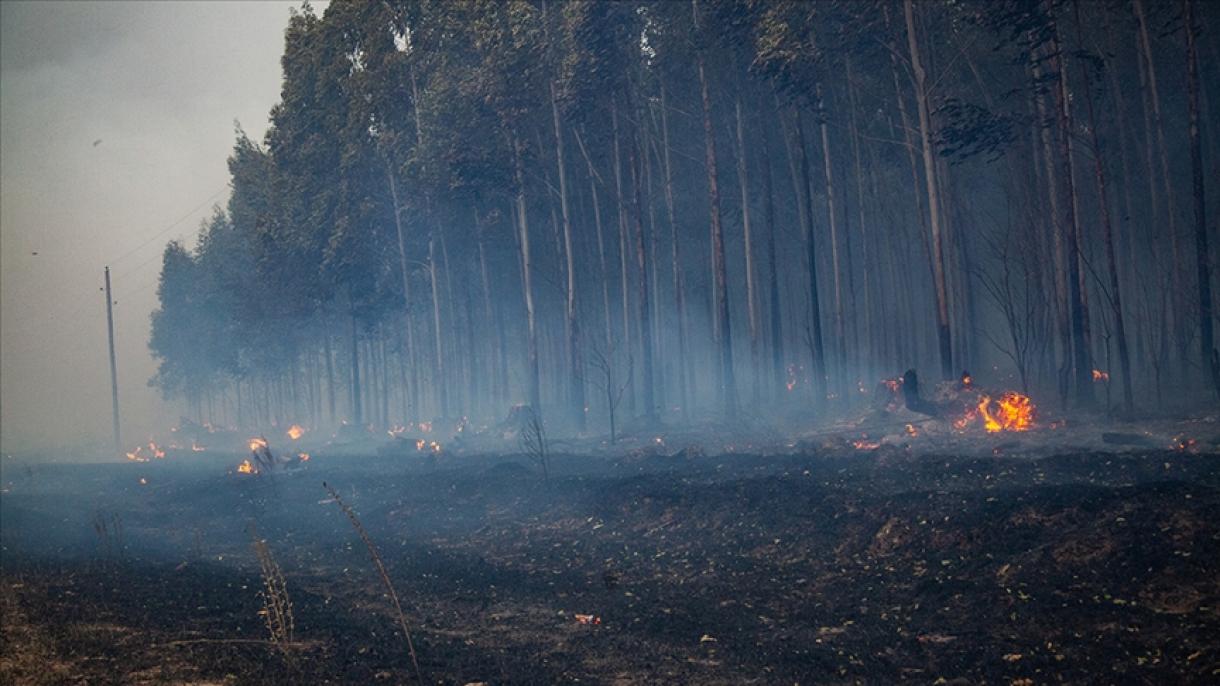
249,437 -> 268,452
236,459 -> 257,475
286,424 -> 305,440
976,392 -> 1035,432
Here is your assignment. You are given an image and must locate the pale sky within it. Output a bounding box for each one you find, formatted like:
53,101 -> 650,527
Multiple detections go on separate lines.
1,1 -> 322,456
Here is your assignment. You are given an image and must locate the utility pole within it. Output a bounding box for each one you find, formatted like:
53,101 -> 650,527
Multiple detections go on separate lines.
104,266 -> 122,455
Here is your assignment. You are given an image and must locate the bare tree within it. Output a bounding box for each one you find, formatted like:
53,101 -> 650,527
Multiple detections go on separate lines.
519,406 -> 549,483
588,342 -> 633,445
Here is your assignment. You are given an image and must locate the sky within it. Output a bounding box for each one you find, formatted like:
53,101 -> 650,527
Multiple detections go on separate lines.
1,1 -> 323,456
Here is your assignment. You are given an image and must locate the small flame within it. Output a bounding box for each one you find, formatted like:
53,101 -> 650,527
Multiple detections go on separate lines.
286,424 -> 305,440
139,477 -> 148,485
126,446 -> 148,462
297,452 -> 310,462
419,421 -> 433,433
852,439 -> 882,450
190,441 -> 206,452
416,439 -> 426,451
429,440 -> 442,453
249,437 -> 268,452
1092,369 -> 1110,382
388,424 -> 407,438
882,378 -> 903,393
905,424 -> 919,436
149,441 -> 165,459
237,459 -> 257,474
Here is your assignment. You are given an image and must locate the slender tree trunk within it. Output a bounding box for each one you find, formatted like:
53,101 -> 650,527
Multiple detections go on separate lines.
794,112 -> 827,405
1050,19 -> 1095,406
763,115 -> 784,398
846,56 -> 874,384
611,104 -> 635,413
1134,0 -> 1186,374
659,84 -> 691,420
1074,0 -> 1133,411
694,0 -> 737,416
1184,0 -> 1219,397
350,309 -> 362,426
735,95 -> 761,403
551,81 -> 585,430
514,135 -> 542,417
630,138 -> 657,419
904,0 -> 954,380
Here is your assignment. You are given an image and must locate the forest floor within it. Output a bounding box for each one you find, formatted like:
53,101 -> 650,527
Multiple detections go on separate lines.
2,418 -> 1219,684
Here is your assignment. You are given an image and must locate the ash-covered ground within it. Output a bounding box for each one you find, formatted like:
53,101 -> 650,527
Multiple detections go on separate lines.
2,416 -> 1218,684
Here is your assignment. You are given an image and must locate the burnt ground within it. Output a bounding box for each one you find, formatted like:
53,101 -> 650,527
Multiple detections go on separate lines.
2,445 -> 1219,685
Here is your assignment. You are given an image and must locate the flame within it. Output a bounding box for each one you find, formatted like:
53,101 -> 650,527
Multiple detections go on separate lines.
905,424 -> 919,436
139,477 -> 148,485
249,437 -> 268,452
237,459 -> 257,474
149,441 -> 165,459
190,441 -> 206,452
852,439 -> 882,450
881,378 -> 903,393
416,439 -> 426,451
126,446 -> 148,462
418,421 -> 433,433
286,424 -> 305,440
388,424 -> 407,438
297,452 -> 310,461
961,374 -> 973,387
429,440 -> 442,453
975,392 -> 1035,432
1092,369 -> 1110,382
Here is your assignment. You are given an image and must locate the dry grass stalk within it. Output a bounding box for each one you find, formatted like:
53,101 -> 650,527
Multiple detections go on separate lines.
323,482 -> 424,683
249,526 -> 294,650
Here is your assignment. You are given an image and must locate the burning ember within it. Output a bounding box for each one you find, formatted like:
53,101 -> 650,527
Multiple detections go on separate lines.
237,459 -> 257,475
1092,369 -> 1110,382
191,441 -> 206,452
249,437 -> 268,452
286,424 -> 305,440
905,424 -> 919,436
126,446 -> 149,462
149,442 -> 166,459
852,438 -> 882,450
297,452 -> 310,462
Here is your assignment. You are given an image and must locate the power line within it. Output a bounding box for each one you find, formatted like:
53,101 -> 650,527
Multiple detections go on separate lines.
106,184 -> 228,269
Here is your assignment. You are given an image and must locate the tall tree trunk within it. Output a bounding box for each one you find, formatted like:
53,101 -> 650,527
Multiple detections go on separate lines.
1050,19 -> 1095,406
694,0 -> 737,416
574,129 -> 617,396
611,104 -> 635,413
1184,0 -> 1219,397
763,114 -> 785,398
551,81 -> 585,430
659,84 -> 691,420
904,0 -> 954,380
795,111 -> 828,406
735,94 -> 761,403
845,55 -> 874,384
1074,0 -> 1134,411
428,230 -> 448,417
385,162 -> 418,422
514,135 -> 542,417
813,76 -> 847,398
630,138 -> 657,419
350,309 -> 362,426
1133,0 -> 1186,373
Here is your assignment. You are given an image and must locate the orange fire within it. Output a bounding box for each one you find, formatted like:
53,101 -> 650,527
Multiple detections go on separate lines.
905,423 -> 919,436
297,452 -> 310,462
126,446 -> 148,462
976,392 -> 1035,432
415,439 -> 426,451
249,437 -> 268,452
881,378 -> 902,393
852,439 -> 882,450
1092,369 -> 1110,382
149,441 -> 166,459
286,424 -> 305,440
237,459 -> 257,474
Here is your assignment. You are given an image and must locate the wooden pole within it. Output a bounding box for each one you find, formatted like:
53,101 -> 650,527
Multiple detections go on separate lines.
104,266 -> 122,455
